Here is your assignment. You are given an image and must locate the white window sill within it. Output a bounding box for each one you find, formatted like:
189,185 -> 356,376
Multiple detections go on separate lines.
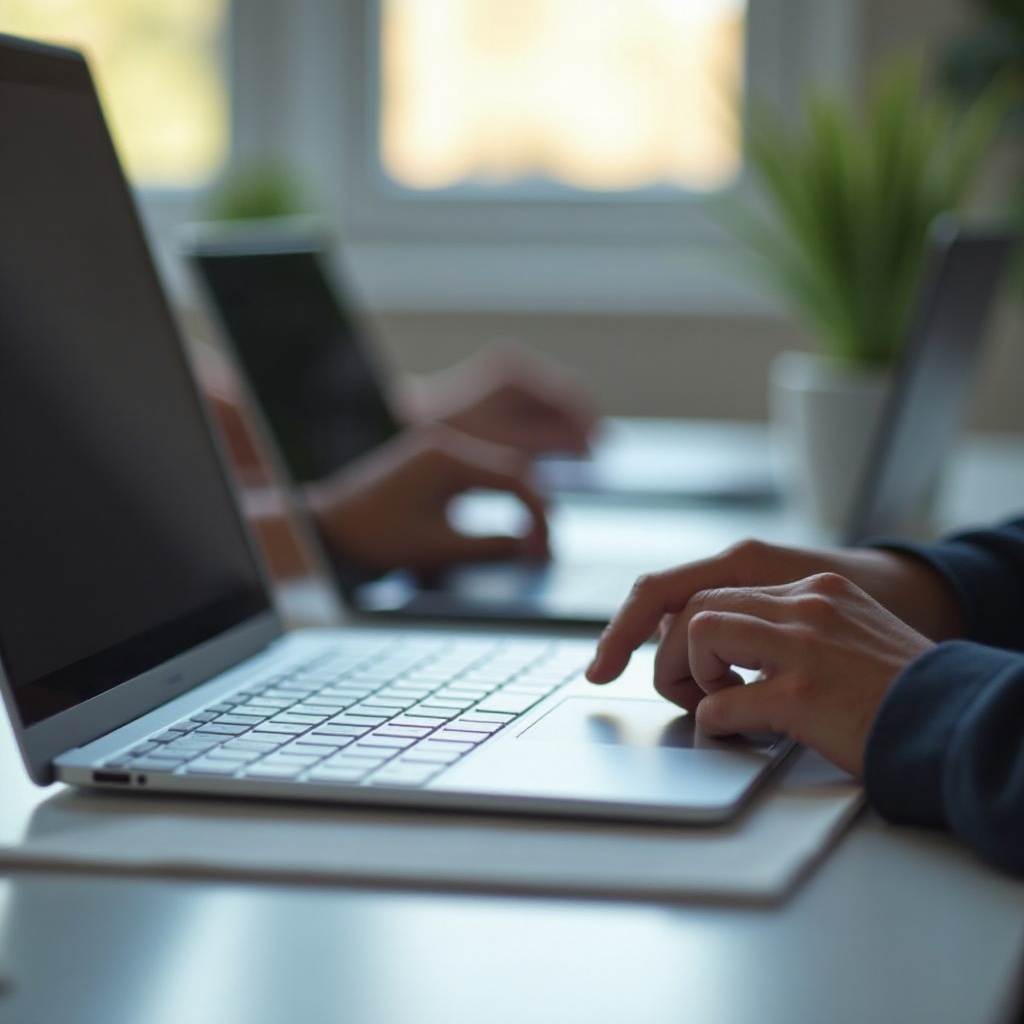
342,241 -> 784,317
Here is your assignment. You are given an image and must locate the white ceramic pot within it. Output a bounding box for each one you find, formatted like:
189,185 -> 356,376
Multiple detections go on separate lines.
769,351 -> 889,533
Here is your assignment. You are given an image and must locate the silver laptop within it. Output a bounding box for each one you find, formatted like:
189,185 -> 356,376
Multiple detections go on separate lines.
0,33 -> 792,824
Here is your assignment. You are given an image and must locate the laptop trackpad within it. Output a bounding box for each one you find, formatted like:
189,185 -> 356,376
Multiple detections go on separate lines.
519,696 -> 778,753
434,695 -> 786,822
521,696 -> 698,748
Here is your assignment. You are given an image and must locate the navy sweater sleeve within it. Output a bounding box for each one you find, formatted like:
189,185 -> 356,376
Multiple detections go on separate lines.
864,518 -> 1024,875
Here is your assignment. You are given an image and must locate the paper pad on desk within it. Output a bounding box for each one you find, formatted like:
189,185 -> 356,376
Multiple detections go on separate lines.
0,749 -> 862,904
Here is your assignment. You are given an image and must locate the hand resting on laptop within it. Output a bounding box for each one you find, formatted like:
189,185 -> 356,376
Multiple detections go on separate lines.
201,347 -> 588,578
588,534 -> 1024,876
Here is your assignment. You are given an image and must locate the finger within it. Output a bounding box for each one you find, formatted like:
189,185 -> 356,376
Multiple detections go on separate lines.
696,677 -> 783,737
524,396 -> 597,455
439,433 -> 551,550
586,560 -> 735,684
654,672 -> 745,714
653,580 -> 833,691
684,610 -> 782,691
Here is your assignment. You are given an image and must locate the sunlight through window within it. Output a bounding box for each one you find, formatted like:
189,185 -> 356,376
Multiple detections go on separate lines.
2,0 -> 228,188
380,0 -> 746,193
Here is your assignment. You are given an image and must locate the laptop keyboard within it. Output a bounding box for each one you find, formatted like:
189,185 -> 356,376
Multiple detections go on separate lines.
102,636 -> 588,789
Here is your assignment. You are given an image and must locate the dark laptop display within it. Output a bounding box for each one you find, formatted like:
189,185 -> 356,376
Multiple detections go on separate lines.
186,238 -> 400,483
0,39 -> 272,737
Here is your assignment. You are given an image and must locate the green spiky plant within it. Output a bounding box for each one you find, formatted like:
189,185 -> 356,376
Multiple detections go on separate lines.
728,61 -> 1006,368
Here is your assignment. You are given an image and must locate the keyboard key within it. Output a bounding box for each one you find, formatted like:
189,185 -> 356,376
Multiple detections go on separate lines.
407,738 -> 476,757
215,713 -> 269,727
259,751 -> 323,767
371,724 -> 434,739
143,747 -> 202,762
330,712 -> 391,726
405,706 -> 459,721
242,763 -> 305,780
357,734 -> 418,750
252,722 -> 309,736
282,739 -> 351,755
369,763 -> 442,787
238,697 -> 294,710
387,714 -> 445,729
269,712 -> 329,726
335,746 -> 395,764
205,748 -> 263,763
294,697 -> 353,711
307,764 -> 372,784
162,736 -> 221,755
358,696 -> 417,711
474,693 -> 544,715
194,723 -> 249,736
440,721 -> 502,736
417,697 -> 476,710
310,724 -> 371,739
435,727 -> 491,746
183,760 -> 242,776
153,729 -> 190,743
221,737 -> 281,753
399,746 -> 467,765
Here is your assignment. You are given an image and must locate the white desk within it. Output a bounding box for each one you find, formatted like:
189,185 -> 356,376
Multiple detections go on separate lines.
2,424 -> 1024,1024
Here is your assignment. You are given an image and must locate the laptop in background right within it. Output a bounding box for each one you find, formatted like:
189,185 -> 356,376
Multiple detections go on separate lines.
842,219 -> 1014,544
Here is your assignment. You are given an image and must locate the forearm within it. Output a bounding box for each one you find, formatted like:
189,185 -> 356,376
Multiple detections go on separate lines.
865,641 -> 1024,876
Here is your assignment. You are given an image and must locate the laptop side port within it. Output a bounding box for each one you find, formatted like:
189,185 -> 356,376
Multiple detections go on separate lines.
92,771 -> 130,785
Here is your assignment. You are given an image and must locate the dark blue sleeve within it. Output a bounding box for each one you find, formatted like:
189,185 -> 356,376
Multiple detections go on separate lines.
863,517 -> 1024,875
877,517 -> 1024,650
865,641 -> 1024,875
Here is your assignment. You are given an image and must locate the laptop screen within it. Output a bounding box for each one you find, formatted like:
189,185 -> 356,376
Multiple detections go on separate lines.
188,244 -> 400,483
0,39 -> 270,729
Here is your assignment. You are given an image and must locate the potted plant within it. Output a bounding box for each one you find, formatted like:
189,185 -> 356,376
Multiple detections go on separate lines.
726,60 -> 1005,530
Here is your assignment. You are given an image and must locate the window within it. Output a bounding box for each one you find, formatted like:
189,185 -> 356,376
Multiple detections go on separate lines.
1,0 -> 229,190
314,0 -> 857,312
379,0 -> 745,195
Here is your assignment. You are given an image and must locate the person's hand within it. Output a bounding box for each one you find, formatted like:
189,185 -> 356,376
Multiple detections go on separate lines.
586,539 -> 966,776
304,424 -> 550,575
396,347 -> 598,456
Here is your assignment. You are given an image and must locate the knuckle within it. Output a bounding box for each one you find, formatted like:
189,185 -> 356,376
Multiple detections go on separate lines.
805,571 -> 852,597
687,608 -> 720,641
629,572 -> 661,599
725,537 -> 771,566
793,591 -> 836,626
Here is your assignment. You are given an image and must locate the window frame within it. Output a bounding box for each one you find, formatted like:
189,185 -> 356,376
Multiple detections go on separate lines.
147,0 -> 861,314
339,0 -> 860,240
